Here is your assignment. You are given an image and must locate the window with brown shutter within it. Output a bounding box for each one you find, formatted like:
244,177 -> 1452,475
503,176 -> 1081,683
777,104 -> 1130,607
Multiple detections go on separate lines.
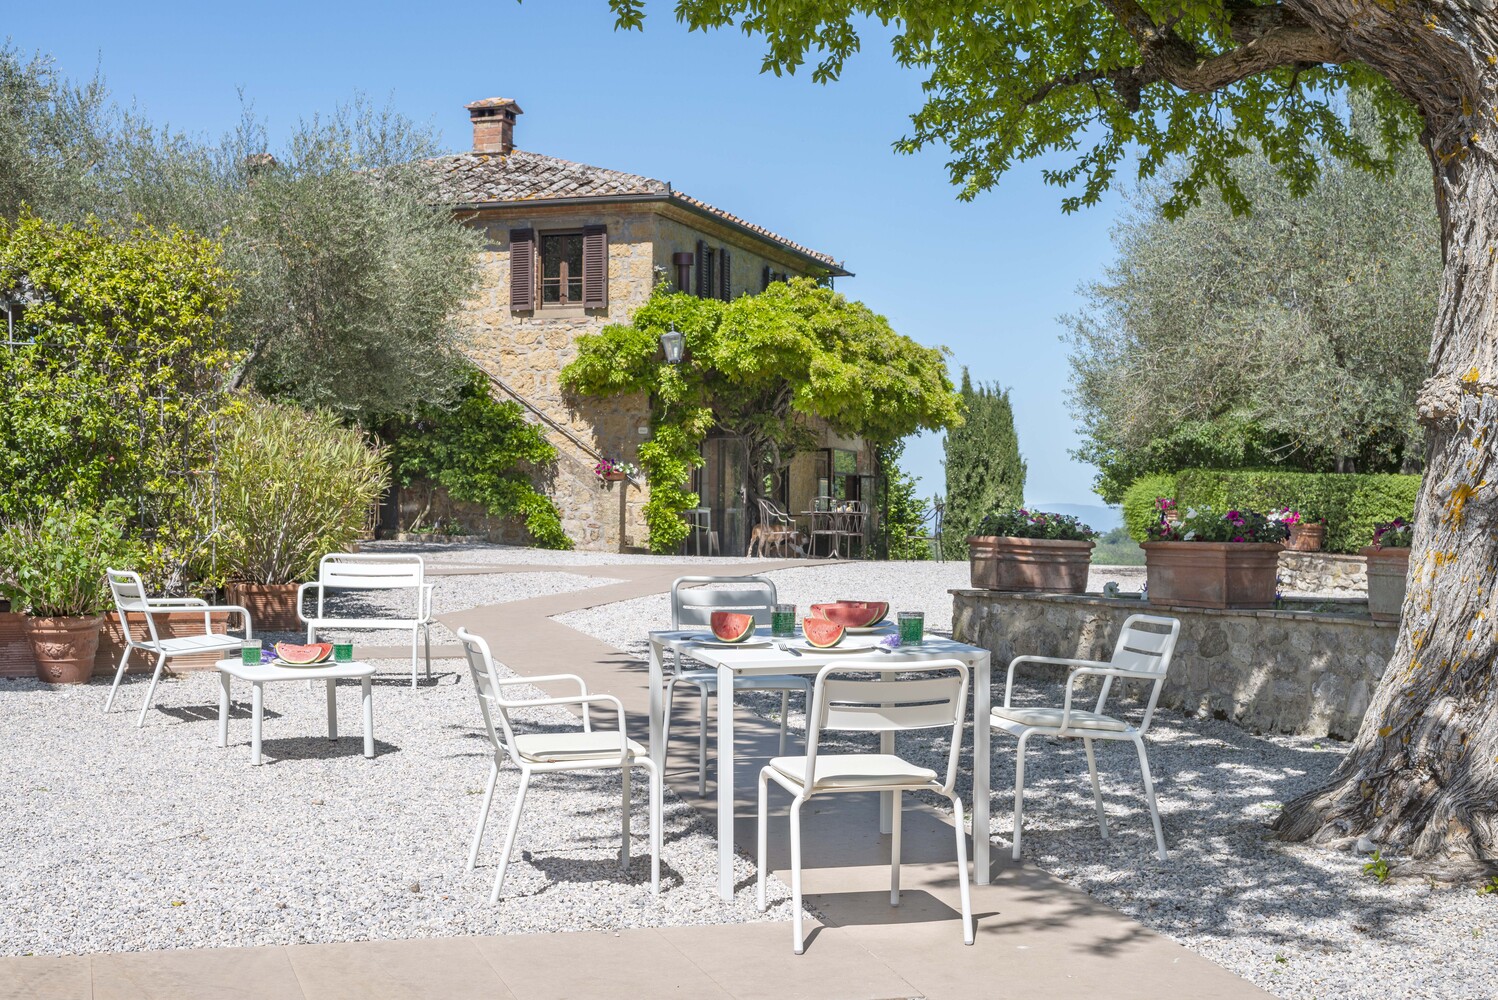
718,247 -> 731,300
509,228 -> 535,310
582,224 -> 607,309
696,239 -> 711,298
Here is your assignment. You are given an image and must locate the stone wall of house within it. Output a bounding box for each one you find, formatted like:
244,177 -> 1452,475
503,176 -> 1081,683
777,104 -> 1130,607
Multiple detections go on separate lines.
456,206 -> 659,550
652,207 -> 823,298
951,590 -> 1396,740
1277,551 -> 1367,596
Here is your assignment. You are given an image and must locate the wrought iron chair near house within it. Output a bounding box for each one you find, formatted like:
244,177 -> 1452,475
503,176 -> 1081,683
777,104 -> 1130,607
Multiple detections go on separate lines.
991,613 -> 1181,862
457,628 -> 661,900
750,498 -> 803,557
669,575 -> 813,795
758,659 -> 974,953
103,569 -> 254,728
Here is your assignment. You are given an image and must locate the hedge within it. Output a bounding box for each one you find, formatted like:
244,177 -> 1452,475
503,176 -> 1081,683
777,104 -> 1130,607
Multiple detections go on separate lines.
1121,469 -> 1421,554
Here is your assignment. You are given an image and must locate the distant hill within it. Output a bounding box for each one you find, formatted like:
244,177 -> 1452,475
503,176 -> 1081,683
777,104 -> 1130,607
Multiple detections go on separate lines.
1029,502 -> 1122,532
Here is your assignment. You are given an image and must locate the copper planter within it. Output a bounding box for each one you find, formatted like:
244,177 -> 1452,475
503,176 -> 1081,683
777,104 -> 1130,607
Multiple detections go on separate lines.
1142,541 -> 1284,609
966,536 -> 1095,594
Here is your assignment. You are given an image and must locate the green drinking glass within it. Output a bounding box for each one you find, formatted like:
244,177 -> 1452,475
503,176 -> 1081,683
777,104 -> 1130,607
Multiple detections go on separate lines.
771,604 -> 796,638
241,639 -> 263,666
333,642 -> 354,663
896,611 -> 925,645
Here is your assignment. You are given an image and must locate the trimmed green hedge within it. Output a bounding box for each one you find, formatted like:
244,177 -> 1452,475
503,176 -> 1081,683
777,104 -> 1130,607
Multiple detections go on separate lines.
1122,469 -> 1421,553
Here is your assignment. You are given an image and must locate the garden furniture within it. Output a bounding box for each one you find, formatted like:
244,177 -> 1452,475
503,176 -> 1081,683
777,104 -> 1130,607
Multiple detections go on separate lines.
647,624 -> 993,900
757,659 -> 975,953
680,506 -> 719,557
668,575 -> 811,795
214,656 -> 375,766
991,613 -> 1180,861
103,569 -> 254,728
750,498 -> 803,557
298,553 -> 435,688
457,627 -> 660,900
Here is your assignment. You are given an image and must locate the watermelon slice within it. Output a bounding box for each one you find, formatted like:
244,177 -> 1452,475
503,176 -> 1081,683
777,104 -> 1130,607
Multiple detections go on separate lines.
274,641 -> 333,664
802,617 -> 846,648
709,611 -> 756,643
810,601 -> 889,629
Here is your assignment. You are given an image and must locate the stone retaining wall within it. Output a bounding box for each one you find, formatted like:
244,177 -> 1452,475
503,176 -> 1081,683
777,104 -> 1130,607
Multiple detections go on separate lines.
952,589 -> 1396,739
1277,551 -> 1367,596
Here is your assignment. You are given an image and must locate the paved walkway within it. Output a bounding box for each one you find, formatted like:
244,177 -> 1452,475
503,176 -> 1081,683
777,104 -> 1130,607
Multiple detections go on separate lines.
1,558 -> 1268,1000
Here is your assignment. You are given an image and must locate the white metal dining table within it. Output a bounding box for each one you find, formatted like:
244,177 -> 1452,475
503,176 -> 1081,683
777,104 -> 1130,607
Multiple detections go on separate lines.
647,626 -> 992,900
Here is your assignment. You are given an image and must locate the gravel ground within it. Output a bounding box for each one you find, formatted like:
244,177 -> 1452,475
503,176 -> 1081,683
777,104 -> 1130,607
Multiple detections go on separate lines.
556,556 -> 1498,1000
0,663 -> 795,957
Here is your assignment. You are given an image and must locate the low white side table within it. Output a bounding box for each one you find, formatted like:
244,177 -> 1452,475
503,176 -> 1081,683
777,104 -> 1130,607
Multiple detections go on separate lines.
214,658 -> 376,765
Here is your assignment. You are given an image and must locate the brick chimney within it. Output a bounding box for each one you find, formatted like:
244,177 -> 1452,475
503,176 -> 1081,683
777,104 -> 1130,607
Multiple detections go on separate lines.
466,97 -> 522,154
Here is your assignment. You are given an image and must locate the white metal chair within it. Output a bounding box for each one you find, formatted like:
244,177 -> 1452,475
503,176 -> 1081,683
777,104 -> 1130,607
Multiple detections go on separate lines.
103,569 -> 254,728
456,627 -> 660,900
669,575 -> 813,795
757,660 -> 974,954
298,553 -> 435,687
991,613 -> 1181,862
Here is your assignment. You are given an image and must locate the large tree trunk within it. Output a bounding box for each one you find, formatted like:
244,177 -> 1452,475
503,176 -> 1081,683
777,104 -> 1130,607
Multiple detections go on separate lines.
1275,102 -> 1498,875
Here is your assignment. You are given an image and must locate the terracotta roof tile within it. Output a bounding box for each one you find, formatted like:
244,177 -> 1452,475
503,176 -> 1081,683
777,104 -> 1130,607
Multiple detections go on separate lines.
427,149 -> 843,270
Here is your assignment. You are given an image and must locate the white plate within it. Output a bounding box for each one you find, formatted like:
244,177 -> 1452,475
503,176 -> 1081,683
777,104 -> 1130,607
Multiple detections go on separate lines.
271,658 -> 332,667
685,636 -> 775,649
845,622 -> 892,634
787,641 -> 882,654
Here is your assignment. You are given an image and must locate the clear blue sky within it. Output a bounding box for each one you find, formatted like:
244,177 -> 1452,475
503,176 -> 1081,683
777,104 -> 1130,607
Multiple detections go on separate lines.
7,1 -> 1126,513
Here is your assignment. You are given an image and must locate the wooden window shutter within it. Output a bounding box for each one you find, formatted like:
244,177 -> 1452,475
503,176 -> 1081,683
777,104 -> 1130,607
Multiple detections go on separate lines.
696,239 -> 710,298
719,247 -> 731,300
762,264 -> 771,292
509,228 -> 535,310
582,224 -> 608,309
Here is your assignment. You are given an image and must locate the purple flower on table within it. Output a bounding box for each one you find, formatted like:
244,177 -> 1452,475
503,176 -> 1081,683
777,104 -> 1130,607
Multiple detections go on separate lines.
879,633 -> 902,649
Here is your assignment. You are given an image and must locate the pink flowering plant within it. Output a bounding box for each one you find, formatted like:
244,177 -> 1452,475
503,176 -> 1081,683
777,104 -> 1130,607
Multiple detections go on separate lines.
1147,506 -> 1289,543
1372,517 -> 1414,549
593,458 -> 639,486
976,508 -> 1096,541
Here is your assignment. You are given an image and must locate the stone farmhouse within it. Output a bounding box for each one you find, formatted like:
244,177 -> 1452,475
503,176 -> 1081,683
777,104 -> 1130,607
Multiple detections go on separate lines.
396,97 -> 869,554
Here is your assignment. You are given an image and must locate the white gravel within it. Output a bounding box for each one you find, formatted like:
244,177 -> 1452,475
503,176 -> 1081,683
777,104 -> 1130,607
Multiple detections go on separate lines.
555,555 -> 1498,1000
0,557 -> 794,958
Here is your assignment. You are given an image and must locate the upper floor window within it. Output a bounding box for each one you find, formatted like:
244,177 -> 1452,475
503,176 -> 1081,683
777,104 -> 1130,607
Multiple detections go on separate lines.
541,232 -> 584,305
509,225 -> 608,312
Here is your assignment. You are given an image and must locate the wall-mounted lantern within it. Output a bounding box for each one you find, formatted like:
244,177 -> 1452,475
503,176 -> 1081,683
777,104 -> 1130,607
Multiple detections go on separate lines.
660,324 -> 685,365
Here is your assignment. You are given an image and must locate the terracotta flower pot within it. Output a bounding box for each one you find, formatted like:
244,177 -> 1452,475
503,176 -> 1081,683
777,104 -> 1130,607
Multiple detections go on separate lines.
1286,523 -> 1325,552
966,536 -> 1095,594
603,471 -> 629,482
1142,541 -> 1283,609
1361,546 -> 1410,622
226,581 -> 301,632
23,615 -> 104,684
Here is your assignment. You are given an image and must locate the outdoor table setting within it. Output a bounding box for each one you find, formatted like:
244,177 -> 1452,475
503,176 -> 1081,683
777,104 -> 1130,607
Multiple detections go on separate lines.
215,639 -> 376,766
647,601 -> 993,900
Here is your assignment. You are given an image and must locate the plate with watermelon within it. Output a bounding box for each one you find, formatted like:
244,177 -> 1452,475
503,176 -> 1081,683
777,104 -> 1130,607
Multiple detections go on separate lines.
791,616 -> 879,654
273,641 -> 334,666
809,601 -> 891,633
687,611 -> 773,649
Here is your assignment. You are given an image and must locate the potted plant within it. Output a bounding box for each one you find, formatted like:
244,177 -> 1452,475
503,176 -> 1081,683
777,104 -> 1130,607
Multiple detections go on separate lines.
1141,507 -> 1288,608
593,459 -> 638,487
966,508 -> 1097,593
217,399 -> 390,631
1362,518 -> 1413,622
1274,507 -> 1326,552
0,506 -> 135,684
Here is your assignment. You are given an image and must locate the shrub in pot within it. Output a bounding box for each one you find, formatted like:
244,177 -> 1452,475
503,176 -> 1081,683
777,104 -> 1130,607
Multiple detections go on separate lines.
0,506 -> 136,683
1141,507 -> 1288,609
1362,518 -> 1413,622
967,508 -> 1096,593
216,397 -> 389,630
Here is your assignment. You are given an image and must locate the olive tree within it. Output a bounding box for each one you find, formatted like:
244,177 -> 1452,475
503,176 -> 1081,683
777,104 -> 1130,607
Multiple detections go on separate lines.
601,0 -> 1498,873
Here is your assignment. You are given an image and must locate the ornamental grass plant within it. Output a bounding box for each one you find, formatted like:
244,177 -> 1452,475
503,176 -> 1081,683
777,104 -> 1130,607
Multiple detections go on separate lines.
215,397 -> 389,585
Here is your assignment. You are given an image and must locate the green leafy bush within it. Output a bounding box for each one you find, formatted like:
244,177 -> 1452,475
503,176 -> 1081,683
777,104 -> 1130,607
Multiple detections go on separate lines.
382,369 -> 571,550
0,506 -> 137,617
975,508 -> 1096,541
216,397 -> 389,584
1122,470 -> 1420,553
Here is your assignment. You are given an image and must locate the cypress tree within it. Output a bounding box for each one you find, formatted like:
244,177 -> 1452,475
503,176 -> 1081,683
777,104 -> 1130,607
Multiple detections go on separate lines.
943,369 -> 1026,541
